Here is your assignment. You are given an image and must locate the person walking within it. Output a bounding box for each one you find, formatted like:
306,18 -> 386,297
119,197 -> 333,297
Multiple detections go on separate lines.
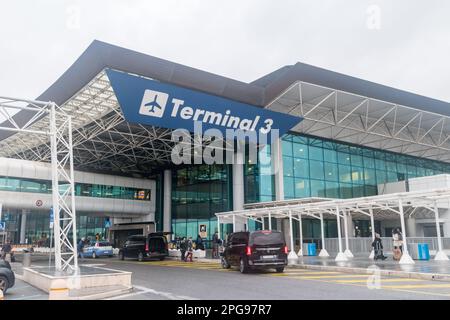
77,237 -> 85,259
185,237 -> 194,262
180,237 -> 187,261
372,233 -> 387,260
196,234 -> 204,251
212,231 -> 219,259
392,227 -> 403,261
1,240 -> 12,260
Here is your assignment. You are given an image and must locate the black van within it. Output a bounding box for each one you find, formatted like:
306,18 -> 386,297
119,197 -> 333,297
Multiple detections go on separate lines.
118,232 -> 170,261
221,230 -> 288,273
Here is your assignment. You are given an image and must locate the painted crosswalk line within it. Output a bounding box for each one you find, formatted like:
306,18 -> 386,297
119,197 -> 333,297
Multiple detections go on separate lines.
381,283 -> 450,289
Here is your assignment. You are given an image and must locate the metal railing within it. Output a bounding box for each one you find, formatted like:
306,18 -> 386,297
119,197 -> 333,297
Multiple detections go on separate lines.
299,237 -> 450,255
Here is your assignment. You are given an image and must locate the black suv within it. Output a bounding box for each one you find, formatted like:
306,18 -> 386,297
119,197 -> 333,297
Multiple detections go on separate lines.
118,232 -> 170,262
221,230 -> 288,273
0,260 -> 15,293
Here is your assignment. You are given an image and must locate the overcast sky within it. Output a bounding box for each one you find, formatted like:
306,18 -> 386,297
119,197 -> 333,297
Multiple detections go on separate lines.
1,0 -> 449,103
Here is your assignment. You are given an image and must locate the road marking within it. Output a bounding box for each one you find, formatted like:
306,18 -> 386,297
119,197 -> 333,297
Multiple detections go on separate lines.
381,283 -> 450,289
9,294 -> 46,300
106,285 -> 198,300
333,278 -> 425,283
273,271 -> 341,276
287,274 -> 369,279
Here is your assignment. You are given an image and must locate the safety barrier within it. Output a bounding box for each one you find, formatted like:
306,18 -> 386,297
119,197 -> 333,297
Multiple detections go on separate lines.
298,237 -> 450,255
317,237 -> 450,255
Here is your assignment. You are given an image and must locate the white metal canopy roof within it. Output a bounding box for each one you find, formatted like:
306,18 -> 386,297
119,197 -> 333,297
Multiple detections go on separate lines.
1,41 -> 450,175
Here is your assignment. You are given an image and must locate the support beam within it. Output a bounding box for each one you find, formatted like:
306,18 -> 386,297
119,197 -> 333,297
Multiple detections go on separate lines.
20,210 -> 27,244
318,213 -> 329,257
335,206 -> 348,261
297,214 -> 303,256
268,212 -> 272,230
217,215 -> 221,241
343,211 -> 354,258
369,208 -> 375,259
288,211 -> 298,263
232,215 -> 236,233
232,147 -> 245,231
163,169 -> 172,233
398,199 -> 415,264
433,200 -> 449,261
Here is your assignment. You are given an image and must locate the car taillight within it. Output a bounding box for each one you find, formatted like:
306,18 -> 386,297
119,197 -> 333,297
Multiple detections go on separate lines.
246,246 -> 252,256
284,246 -> 288,254
145,242 -> 149,252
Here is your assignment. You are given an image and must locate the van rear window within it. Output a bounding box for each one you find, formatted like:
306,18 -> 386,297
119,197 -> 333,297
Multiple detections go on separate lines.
250,231 -> 284,245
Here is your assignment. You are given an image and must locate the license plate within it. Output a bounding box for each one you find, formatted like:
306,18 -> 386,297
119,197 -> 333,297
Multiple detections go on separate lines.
262,255 -> 277,260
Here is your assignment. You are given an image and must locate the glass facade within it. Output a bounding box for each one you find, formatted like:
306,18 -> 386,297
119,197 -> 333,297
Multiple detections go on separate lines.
0,176 -> 151,201
282,133 -> 450,200
171,164 -> 232,244
1,209 -> 108,245
244,145 -> 275,203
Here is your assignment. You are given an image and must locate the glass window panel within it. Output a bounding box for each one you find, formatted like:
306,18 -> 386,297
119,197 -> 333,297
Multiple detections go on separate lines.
338,165 -> 352,183
294,178 -> 310,198
338,152 -> 351,165
325,181 -> 339,198
324,162 -> 338,181
363,157 -> 375,169
294,158 -> 309,178
364,168 -> 376,185
309,146 -> 323,161
351,154 -> 363,167
283,156 -> 294,177
309,160 -> 324,180
339,183 -> 353,199
293,143 -> 308,159
310,180 -> 326,197
324,149 -> 337,163
282,140 -> 293,157
284,176 -> 295,199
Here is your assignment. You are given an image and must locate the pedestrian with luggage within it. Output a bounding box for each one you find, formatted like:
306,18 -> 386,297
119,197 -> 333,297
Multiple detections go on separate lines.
371,233 -> 387,260
185,237 -> 194,262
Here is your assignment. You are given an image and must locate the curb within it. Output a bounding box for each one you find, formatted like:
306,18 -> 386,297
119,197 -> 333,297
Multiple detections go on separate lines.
287,264 -> 450,282
70,286 -> 133,300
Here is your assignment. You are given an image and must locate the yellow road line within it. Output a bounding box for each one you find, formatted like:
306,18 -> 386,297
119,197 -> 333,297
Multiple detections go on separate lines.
288,274 -> 369,279
334,278 -> 425,284
381,283 -> 450,289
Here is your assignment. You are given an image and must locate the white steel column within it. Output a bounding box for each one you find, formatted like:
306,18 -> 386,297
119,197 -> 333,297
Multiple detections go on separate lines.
433,200 -> 449,261
398,199 -> 414,264
20,210 -> 27,244
217,215 -> 221,241
343,211 -> 353,258
335,206 -> 348,261
268,212 -> 272,230
232,147 -> 245,231
272,137 -> 284,201
262,217 -> 265,230
318,213 -> 329,257
288,210 -> 298,263
232,215 -> 236,232
297,214 -> 303,256
163,170 -> 172,233
369,207 -> 376,259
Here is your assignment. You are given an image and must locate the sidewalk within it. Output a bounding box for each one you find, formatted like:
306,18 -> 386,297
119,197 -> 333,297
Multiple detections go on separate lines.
292,254 -> 450,281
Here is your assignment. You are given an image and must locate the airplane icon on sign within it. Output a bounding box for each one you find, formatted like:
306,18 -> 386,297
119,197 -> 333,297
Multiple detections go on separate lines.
144,95 -> 163,113
139,89 -> 168,118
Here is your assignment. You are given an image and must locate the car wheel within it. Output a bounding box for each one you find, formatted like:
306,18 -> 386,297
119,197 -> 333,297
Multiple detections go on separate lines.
138,252 -> 144,262
92,251 -> 97,259
0,276 -> 9,294
159,256 -> 165,261
118,252 -> 124,260
239,258 -> 249,274
275,267 -> 284,273
221,257 -> 231,269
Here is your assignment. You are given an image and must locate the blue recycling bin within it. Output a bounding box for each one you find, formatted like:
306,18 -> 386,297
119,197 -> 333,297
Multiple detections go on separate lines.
418,243 -> 430,260
302,243 -> 316,256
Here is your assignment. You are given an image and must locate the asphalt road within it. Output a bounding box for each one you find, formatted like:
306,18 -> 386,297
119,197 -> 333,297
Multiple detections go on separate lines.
78,258 -> 450,300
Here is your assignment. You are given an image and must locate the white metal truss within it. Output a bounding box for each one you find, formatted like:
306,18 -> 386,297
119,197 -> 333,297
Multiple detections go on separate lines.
216,187 -> 450,263
0,70 -> 235,175
0,96 -> 78,273
266,81 -> 450,163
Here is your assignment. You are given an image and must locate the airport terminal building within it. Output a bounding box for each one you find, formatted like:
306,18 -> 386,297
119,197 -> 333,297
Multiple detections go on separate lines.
1,40 -> 450,248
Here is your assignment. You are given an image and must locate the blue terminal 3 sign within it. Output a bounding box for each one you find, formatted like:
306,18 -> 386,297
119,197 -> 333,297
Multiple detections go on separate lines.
106,69 -> 302,142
